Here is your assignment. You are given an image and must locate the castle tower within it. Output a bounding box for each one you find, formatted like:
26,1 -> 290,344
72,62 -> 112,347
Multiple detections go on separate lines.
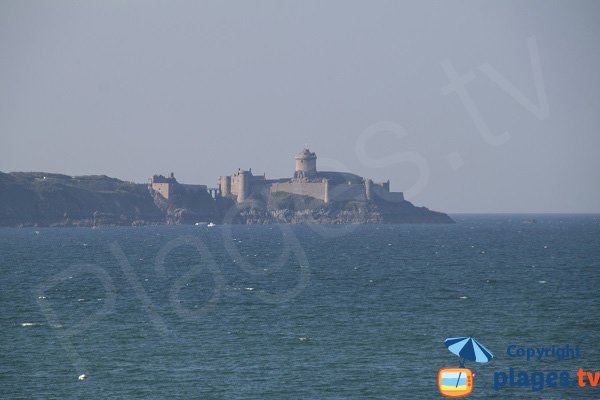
218,175 -> 231,196
237,170 -> 250,202
294,148 -> 317,178
150,173 -> 177,200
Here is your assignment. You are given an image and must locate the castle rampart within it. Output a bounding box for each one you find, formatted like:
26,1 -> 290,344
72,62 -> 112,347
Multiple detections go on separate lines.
328,183 -> 367,202
270,181 -> 328,202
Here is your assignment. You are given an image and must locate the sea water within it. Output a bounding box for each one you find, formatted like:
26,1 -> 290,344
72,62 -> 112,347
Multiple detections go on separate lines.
0,215 -> 598,399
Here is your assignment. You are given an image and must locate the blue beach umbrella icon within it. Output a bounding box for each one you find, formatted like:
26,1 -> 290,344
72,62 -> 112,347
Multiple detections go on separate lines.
444,337 -> 493,388
444,336 -> 493,367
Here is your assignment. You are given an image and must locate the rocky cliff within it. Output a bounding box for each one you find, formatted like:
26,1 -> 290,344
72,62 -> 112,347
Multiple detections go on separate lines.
234,192 -> 453,224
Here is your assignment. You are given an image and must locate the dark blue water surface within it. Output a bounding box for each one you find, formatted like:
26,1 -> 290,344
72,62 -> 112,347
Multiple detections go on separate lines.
1,215 -> 599,399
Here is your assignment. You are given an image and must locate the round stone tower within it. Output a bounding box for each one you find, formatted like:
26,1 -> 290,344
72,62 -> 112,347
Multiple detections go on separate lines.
237,170 -> 250,202
294,148 -> 317,178
218,175 -> 231,196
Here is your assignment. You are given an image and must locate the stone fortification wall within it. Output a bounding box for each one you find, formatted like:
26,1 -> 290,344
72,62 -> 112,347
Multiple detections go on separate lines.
372,185 -> 404,202
328,183 -> 367,202
270,181 -> 328,202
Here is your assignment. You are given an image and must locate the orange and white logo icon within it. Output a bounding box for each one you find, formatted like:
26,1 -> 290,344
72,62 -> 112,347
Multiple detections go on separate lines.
438,367 -> 473,397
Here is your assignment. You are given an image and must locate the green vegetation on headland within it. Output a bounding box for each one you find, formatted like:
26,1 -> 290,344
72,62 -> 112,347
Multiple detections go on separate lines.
0,172 -> 453,227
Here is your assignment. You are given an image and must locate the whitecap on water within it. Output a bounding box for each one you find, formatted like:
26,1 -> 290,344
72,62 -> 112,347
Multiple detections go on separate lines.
538,280 -> 547,284
244,287 -> 254,291
459,296 -> 468,299
21,322 -> 42,327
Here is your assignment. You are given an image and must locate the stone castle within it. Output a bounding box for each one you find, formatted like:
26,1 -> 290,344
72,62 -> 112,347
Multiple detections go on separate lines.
217,148 -> 405,204
150,149 -> 405,204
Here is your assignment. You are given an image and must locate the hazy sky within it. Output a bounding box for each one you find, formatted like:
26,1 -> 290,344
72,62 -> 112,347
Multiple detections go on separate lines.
1,0 -> 599,213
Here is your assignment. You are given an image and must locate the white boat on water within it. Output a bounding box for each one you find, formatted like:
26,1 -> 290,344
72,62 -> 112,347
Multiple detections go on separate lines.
207,222 -> 216,227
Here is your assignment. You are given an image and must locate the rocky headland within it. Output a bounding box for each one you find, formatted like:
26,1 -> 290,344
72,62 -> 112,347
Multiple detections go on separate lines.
0,171 -> 453,227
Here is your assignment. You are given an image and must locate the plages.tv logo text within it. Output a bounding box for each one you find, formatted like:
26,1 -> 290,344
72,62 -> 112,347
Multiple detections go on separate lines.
493,344 -> 600,392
